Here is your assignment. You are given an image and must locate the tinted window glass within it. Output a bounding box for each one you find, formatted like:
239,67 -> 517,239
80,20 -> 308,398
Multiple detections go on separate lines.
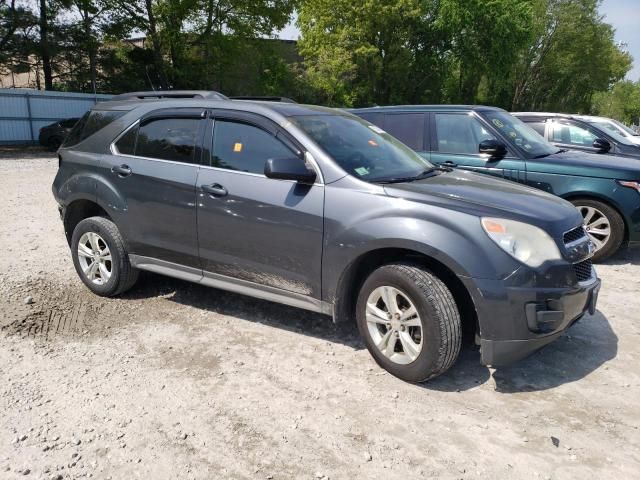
356,112 -> 384,127
383,114 -> 425,151
211,121 -> 293,174
434,114 -> 496,154
60,118 -> 79,128
63,110 -> 124,147
115,125 -> 138,155
526,121 -> 546,136
549,121 -> 597,147
136,118 -> 200,163
290,114 -> 432,183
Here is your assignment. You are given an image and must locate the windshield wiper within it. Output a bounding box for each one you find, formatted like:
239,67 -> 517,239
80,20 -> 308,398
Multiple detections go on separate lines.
371,168 -> 437,184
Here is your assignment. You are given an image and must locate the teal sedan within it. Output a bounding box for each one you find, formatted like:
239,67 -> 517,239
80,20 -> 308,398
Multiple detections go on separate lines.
351,105 -> 640,261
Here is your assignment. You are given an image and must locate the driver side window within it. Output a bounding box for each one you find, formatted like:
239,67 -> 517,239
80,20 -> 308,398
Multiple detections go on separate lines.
211,120 -> 294,174
434,114 -> 496,154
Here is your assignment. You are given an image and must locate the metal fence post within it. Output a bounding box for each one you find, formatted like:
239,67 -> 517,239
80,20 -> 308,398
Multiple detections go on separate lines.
25,91 -> 34,142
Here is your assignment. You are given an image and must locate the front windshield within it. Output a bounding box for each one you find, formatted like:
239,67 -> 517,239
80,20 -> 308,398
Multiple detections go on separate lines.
482,111 -> 558,158
289,114 -> 433,182
592,121 -> 636,144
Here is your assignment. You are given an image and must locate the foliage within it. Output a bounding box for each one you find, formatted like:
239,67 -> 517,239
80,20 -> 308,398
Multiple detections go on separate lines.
0,0 -> 635,118
592,80 -> 640,125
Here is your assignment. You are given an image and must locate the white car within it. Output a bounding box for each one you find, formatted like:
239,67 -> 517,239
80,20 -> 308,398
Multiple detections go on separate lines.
575,115 -> 640,146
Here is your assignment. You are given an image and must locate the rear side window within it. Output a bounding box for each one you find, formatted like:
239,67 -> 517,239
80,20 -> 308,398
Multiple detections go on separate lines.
60,118 -> 79,128
63,110 -> 124,147
134,118 -> 200,163
383,113 -> 425,151
115,125 -> 137,155
211,120 -> 293,174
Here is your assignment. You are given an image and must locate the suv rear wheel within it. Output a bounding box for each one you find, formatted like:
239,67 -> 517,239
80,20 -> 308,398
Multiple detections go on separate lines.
356,263 -> 461,382
570,198 -> 624,262
71,216 -> 139,296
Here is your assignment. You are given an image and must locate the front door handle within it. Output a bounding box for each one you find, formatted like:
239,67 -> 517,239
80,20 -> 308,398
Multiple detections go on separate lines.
111,164 -> 132,177
201,183 -> 228,197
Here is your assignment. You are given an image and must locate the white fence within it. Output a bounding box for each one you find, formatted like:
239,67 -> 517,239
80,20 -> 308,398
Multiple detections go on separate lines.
0,89 -> 112,145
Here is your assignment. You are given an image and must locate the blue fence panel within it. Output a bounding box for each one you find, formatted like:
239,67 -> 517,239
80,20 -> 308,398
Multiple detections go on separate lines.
0,89 -> 113,145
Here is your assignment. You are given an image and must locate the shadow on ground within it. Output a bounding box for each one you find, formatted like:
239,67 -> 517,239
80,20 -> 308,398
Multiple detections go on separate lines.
123,273 -> 618,394
122,272 -> 364,350
600,244 -> 640,266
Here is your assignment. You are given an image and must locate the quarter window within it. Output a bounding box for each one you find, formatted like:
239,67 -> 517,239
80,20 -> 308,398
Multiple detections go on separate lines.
63,110 -> 124,147
434,113 -> 496,154
211,120 -> 293,174
134,118 -> 200,163
383,114 -> 425,151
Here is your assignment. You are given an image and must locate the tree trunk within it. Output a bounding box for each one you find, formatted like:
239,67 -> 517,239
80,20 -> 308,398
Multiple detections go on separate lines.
145,0 -> 169,89
39,0 -> 53,90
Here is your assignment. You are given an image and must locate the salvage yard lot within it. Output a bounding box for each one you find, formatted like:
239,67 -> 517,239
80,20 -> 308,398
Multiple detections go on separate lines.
1,151 -> 639,479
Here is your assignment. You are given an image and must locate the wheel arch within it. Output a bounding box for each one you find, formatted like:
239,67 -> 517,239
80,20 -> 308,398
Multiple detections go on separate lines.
332,247 -> 478,342
560,192 -> 629,241
63,199 -> 112,246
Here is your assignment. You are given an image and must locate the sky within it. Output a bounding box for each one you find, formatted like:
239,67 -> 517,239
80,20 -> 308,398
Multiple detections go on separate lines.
277,1 -> 640,82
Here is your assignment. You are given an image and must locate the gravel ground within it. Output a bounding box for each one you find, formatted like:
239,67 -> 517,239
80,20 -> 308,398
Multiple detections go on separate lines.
1,152 -> 639,480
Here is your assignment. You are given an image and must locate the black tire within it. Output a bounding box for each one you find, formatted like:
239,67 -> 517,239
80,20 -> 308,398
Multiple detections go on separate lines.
71,216 -> 139,296
356,263 -> 461,382
570,198 -> 624,262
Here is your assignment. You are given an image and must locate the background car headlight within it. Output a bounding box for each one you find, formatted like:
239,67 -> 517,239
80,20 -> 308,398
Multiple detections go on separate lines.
481,217 -> 562,267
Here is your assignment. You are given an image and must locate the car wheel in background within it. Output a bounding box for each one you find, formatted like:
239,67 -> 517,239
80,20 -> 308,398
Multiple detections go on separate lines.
356,263 -> 461,382
71,216 -> 139,296
570,198 -> 624,262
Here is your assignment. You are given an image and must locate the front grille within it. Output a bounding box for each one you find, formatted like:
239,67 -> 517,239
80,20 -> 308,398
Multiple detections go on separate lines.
573,258 -> 593,282
564,226 -> 587,244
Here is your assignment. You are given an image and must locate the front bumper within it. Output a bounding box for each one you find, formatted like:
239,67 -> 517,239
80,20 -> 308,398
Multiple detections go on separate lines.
462,271 -> 601,367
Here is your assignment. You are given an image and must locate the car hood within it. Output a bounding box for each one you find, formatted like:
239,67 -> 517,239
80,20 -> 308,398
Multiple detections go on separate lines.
527,150 -> 640,180
383,169 -> 582,238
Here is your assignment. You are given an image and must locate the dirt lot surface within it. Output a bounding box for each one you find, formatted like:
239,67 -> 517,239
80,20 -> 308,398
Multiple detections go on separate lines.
1,152 -> 639,480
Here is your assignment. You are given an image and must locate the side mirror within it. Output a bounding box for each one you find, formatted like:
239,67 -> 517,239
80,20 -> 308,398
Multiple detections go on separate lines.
479,139 -> 508,160
264,157 -> 317,184
592,138 -> 611,153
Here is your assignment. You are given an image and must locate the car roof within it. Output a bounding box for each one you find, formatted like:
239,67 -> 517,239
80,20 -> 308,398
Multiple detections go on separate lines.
91,98 -> 345,118
348,105 -> 506,113
110,90 -> 228,101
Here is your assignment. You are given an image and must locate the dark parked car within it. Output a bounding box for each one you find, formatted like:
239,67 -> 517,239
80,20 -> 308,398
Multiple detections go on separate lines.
53,96 -> 599,382
351,105 -> 640,261
513,112 -> 640,158
38,118 -> 79,150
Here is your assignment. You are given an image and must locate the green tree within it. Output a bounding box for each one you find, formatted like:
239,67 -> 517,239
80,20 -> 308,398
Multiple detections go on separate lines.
592,80 -> 640,125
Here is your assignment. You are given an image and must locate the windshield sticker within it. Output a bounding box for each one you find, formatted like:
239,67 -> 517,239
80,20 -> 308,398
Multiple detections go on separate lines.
355,166 -> 370,176
368,125 -> 386,134
492,119 -> 504,129
524,144 -> 532,150
509,131 -> 517,138
368,139 -> 379,147
233,142 -> 243,152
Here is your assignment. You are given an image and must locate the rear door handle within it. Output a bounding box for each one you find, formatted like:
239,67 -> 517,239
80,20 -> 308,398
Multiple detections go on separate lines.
111,164 -> 132,177
201,183 -> 228,197
441,160 -> 457,167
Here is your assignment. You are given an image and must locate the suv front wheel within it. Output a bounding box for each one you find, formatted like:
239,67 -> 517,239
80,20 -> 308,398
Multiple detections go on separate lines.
356,263 -> 461,382
71,216 -> 139,296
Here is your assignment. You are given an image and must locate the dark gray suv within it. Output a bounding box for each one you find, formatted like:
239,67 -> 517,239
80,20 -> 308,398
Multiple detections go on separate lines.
52,96 -> 600,382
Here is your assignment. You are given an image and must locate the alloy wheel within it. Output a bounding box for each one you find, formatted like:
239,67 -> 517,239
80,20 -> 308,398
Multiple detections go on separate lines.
365,286 -> 423,365
577,205 -> 611,252
77,232 -> 112,285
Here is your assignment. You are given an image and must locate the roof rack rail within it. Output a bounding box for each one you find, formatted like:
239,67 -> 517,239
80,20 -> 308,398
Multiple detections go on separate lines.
110,90 -> 228,101
230,96 -> 297,103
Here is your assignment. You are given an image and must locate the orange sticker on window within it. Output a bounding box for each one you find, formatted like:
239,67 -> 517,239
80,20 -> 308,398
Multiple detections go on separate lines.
368,139 -> 378,147
233,142 -> 243,152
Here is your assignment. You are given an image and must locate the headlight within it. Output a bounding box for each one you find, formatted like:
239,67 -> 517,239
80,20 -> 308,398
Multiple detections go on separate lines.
481,217 -> 562,267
